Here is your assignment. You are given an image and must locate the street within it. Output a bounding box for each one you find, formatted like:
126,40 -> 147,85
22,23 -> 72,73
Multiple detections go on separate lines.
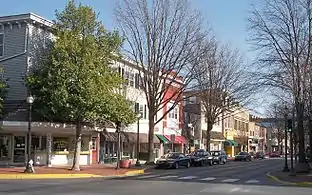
0,159 -> 311,195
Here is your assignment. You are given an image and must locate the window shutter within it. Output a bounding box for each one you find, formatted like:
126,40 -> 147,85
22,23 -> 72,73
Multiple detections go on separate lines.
135,73 -> 139,89
144,105 -> 147,119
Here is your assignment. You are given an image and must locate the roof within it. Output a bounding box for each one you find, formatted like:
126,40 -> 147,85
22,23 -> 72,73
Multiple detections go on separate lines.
0,13 -> 53,28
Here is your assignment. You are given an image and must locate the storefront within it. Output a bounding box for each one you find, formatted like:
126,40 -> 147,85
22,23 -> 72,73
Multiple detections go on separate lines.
223,130 -> 239,157
163,135 -> 185,153
99,131 -> 161,164
0,121 -> 97,166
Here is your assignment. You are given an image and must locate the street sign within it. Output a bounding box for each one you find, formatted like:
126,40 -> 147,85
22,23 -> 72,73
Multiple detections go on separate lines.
170,134 -> 175,143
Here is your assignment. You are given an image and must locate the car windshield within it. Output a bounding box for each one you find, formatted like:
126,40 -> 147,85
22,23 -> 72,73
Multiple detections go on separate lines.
211,151 -> 220,156
238,152 -> 247,155
165,153 -> 180,159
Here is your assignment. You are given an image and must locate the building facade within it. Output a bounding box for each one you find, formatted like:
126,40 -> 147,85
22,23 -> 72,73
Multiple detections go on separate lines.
0,13 -> 185,166
0,13 -> 98,167
183,91 -> 251,157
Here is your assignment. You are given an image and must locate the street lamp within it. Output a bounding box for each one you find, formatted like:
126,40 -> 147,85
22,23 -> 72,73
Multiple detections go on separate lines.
24,95 -> 34,173
283,105 -> 290,172
135,113 -> 142,166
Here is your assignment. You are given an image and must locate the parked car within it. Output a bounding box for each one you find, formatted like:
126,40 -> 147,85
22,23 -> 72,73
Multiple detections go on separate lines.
269,152 -> 281,158
254,151 -> 265,159
189,149 -> 213,166
235,152 -> 252,161
210,150 -> 227,164
155,152 -> 191,169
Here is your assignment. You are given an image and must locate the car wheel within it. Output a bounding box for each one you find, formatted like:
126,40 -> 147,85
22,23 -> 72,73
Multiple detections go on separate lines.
174,162 -> 179,169
186,161 -> 190,168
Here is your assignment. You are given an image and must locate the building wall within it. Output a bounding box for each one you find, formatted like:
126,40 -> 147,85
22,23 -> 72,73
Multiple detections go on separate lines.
0,22 -> 28,101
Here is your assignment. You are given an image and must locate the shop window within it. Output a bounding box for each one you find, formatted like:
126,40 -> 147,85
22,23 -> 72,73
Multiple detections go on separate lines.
53,137 -> 69,151
91,138 -> 97,150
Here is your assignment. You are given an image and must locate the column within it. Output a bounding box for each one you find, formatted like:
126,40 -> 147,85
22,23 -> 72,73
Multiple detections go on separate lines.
46,133 -> 52,167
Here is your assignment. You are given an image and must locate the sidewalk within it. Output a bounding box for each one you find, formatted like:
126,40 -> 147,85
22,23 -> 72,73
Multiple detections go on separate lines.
0,164 -> 147,180
267,171 -> 312,187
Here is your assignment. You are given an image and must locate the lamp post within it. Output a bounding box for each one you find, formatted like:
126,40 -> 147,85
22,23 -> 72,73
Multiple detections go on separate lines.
283,105 -> 290,172
135,113 -> 142,166
24,95 -> 34,173
288,118 -> 295,176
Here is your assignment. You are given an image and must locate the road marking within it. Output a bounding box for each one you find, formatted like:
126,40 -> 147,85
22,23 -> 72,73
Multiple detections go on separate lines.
199,177 -> 216,181
178,176 -> 197,180
221,178 -> 240,183
308,174 -> 312,176
157,175 -> 179,179
245,179 -> 260,184
137,174 -> 160,179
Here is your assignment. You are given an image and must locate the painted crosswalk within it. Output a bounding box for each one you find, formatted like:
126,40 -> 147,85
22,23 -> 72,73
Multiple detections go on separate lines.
131,174 -> 261,184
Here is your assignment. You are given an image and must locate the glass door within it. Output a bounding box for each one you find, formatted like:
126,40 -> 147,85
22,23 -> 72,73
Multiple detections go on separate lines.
13,136 -> 26,163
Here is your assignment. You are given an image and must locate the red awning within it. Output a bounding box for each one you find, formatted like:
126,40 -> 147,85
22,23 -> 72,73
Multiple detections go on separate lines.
164,135 -> 185,144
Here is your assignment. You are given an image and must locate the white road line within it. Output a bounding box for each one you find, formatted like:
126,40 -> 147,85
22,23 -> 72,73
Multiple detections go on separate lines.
137,174 -> 160,179
308,174 -> 312,176
245,179 -> 260,184
199,177 -> 216,181
157,175 -> 179,179
221,178 -> 240,183
178,176 -> 197,180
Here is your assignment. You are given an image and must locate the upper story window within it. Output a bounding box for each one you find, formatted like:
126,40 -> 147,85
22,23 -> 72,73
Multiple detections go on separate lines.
169,107 -> 178,120
0,33 -> 4,57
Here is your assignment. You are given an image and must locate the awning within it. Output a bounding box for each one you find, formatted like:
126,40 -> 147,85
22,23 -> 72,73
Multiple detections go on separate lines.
124,133 -> 160,144
164,135 -> 185,144
102,132 -> 127,142
156,134 -> 169,144
224,139 -> 238,147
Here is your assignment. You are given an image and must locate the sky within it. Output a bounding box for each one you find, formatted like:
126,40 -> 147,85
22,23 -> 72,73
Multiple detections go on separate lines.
0,0 -> 268,116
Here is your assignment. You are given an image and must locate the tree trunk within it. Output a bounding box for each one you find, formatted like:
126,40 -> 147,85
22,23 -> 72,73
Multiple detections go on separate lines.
206,121 -> 213,152
147,111 -> 155,164
295,102 -> 309,173
71,120 -> 82,171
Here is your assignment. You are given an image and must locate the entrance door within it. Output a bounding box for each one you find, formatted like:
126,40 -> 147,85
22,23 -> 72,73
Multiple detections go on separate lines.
91,137 -> 98,164
13,136 -> 26,163
0,135 -> 11,162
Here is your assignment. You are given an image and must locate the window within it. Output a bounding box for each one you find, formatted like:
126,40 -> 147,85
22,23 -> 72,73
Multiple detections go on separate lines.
234,120 -> 237,130
0,33 -> 3,57
139,104 -> 144,118
129,72 -> 134,87
91,138 -> 97,150
169,107 -> 178,119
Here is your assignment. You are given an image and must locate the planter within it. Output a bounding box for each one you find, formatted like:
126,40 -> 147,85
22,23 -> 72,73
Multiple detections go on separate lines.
119,159 -> 131,168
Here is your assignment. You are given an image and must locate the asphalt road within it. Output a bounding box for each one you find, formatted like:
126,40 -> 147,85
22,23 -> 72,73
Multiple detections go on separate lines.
0,159 -> 311,195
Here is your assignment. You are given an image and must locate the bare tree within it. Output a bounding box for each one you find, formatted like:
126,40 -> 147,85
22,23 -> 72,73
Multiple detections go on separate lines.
189,39 -> 254,151
248,0 -> 312,172
115,0 -> 207,162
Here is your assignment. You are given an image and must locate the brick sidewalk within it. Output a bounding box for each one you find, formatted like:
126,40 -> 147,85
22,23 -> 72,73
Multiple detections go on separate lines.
0,164 -> 144,176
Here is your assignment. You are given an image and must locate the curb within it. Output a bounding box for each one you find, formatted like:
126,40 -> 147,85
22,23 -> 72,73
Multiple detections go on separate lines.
0,169 -> 145,180
266,172 -> 312,187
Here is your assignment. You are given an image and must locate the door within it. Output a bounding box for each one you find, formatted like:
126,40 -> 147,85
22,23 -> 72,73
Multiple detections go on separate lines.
91,137 -> 98,164
13,136 -> 26,163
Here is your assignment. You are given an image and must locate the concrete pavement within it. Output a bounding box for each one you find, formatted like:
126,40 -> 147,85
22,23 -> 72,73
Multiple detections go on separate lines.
0,159 -> 312,195
117,158 -> 285,185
